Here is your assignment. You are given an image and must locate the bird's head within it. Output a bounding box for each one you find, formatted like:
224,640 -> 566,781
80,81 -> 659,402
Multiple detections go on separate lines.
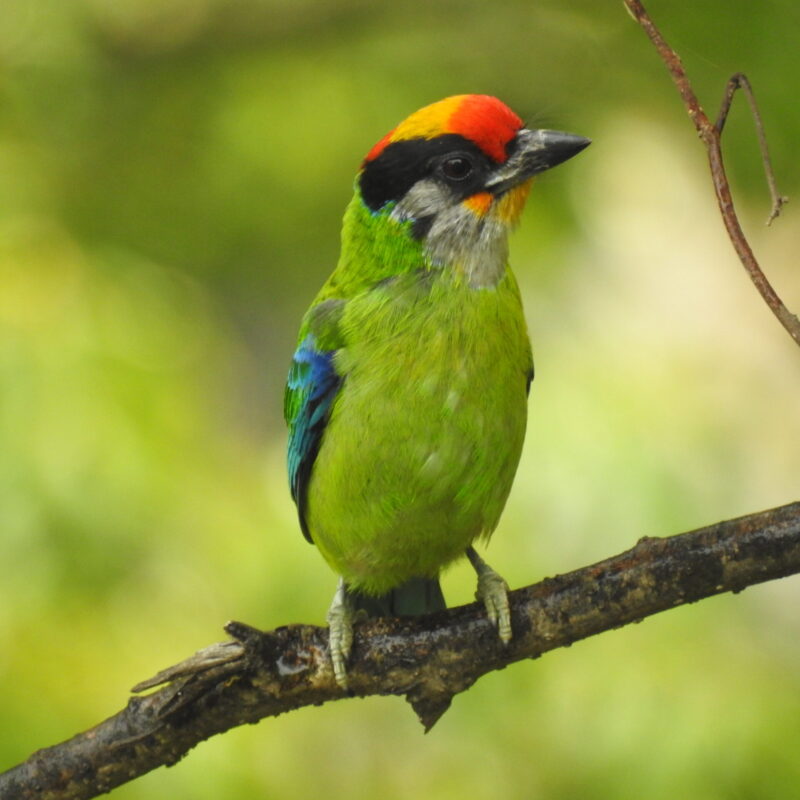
357,94 -> 589,286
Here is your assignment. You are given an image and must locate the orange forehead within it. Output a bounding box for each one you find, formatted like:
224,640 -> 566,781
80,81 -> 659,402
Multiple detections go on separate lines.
365,95 -> 523,163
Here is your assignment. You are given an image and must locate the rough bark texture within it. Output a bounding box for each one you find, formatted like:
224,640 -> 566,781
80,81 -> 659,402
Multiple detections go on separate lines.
2,501 -> 799,800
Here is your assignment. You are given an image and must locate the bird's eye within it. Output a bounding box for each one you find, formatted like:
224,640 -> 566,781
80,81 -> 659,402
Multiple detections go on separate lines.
440,156 -> 473,181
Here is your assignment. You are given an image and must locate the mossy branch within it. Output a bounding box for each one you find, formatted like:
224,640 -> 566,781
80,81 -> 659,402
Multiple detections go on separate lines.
2,501 -> 799,800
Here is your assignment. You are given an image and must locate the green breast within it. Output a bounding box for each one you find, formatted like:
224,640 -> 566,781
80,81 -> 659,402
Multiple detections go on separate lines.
305,267 -> 532,595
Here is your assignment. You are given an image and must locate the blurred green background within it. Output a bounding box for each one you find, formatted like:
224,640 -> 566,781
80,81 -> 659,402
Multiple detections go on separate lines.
2,0 -> 799,797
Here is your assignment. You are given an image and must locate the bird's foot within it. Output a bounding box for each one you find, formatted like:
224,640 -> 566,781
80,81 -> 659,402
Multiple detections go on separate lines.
326,577 -> 354,689
466,546 -> 511,644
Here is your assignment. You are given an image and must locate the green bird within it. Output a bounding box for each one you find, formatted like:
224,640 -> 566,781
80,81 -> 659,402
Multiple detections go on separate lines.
285,94 -> 589,687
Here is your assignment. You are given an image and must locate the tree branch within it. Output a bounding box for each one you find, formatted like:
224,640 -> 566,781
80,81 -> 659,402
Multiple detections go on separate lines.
2,501 -> 799,800
623,0 -> 800,347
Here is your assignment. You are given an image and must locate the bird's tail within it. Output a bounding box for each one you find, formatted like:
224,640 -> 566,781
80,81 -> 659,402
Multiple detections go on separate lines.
349,576 -> 445,618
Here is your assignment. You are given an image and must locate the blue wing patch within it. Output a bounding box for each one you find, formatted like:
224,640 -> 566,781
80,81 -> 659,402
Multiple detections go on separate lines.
285,335 -> 342,542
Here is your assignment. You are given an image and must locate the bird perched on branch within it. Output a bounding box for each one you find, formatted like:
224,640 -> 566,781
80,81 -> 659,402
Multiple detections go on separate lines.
285,94 -> 589,687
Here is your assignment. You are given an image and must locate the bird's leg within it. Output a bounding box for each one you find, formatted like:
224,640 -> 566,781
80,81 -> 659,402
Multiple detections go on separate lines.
326,577 -> 354,689
466,546 -> 512,644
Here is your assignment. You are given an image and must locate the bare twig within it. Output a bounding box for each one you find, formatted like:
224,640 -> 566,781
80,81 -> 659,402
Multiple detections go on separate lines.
2,501 -> 800,800
623,0 -> 800,346
714,73 -> 788,225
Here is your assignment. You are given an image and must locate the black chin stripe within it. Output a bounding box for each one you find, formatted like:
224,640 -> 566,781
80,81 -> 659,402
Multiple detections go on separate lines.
359,134 -> 494,212
411,215 -> 435,240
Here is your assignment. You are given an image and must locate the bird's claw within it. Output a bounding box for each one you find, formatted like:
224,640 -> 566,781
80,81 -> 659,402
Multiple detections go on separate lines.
467,546 -> 512,644
476,570 -> 511,644
326,578 -> 354,689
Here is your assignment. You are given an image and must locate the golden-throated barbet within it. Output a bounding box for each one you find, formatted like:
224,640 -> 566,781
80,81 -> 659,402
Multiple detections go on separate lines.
285,94 -> 589,687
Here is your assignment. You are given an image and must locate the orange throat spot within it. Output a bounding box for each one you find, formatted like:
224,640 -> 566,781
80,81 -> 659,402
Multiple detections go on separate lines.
496,179 -> 534,225
463,192 -> 493,217
463,180 -> 534,224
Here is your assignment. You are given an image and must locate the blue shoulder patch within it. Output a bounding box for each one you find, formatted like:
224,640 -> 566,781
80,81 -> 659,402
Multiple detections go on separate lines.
285,335 -> 342,542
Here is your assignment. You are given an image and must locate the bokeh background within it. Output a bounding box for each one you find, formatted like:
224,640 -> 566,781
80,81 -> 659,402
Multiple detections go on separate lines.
2,1 -> 799,797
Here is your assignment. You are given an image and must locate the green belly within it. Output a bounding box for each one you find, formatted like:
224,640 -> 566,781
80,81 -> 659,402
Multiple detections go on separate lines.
305,271 -> 531,595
